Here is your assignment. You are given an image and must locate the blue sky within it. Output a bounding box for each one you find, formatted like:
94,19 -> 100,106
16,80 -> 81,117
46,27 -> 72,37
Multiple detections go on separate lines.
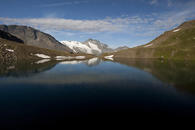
0,0 -> 195,48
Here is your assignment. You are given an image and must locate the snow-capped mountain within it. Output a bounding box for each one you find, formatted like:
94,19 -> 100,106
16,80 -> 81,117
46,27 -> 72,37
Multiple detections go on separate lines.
61,39 -> 113,55
59,57 -> 102,67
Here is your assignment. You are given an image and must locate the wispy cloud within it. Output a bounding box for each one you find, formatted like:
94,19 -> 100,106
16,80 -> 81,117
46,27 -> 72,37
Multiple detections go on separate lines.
0,17 -> 129,33
167,0 -> 172,7
39,1 -> 88,7
0,0 -> 194,46
0,6 -> 194,35
150,0 -> 158,5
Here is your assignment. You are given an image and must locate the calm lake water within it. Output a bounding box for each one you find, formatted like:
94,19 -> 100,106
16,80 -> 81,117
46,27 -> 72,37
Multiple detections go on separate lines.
0,57 -> 195,126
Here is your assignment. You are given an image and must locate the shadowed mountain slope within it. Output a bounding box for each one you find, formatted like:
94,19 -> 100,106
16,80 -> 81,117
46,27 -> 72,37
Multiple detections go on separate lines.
0,30 -> 23,43
0,25 -> 72,52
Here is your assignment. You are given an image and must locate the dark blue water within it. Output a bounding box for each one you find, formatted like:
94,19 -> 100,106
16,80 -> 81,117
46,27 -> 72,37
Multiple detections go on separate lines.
0,58 -> 195,127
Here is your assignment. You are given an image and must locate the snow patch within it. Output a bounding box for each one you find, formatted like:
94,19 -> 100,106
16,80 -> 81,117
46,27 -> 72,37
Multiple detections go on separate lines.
7,66 -> 15,70
55,56 -> 74,60
55,56 -> 86,60
61,41 -> 93,54
34,54 -> 50,59
87,57 -> 98,64
55,56 -> 72,60
60,60 -> 83,65
104,55 -> 114,60
144,44 -> 153,48
35,59 -> 51,64
88,42 -> 102,53
173,28 -> 181,32
75,56 -> 85,59
6,49 -> 14,52
59,57 -> 100,65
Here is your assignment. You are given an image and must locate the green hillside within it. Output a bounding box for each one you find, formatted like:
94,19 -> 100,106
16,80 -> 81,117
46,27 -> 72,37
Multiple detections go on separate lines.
112,20 -> 195,60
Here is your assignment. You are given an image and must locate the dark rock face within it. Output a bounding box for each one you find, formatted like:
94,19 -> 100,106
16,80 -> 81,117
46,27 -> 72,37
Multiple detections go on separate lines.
0,25 -> 72,52
0,30 -> 24,43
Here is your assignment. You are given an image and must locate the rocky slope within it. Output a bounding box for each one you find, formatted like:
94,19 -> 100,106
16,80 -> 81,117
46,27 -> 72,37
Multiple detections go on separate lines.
111,20 -> 195,60
0,25 -> 72,52
0,30 -> 92,65
0,37 -> 68,64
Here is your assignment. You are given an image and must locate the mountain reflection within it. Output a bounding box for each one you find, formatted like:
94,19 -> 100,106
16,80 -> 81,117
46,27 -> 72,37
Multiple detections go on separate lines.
0,57 -> 163,87
59,57 -> 102,67
0,60 -> 57,77
0,57 -> 102,77
114,58 -> 195,94
1,57 -> 195,95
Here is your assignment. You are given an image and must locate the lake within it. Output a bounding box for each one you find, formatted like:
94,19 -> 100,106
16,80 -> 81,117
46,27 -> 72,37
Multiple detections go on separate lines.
0,57 -> 195,126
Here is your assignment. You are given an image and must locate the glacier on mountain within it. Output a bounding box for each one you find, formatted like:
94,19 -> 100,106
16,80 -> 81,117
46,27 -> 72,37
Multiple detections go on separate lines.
61,39 -> 113,55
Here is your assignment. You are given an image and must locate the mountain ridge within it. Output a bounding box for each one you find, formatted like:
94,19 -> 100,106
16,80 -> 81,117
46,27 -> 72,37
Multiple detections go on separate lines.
109,20 -> 195,60
61,39 -> 128,55
0,29 -> 93,65
0,25 -> 72,53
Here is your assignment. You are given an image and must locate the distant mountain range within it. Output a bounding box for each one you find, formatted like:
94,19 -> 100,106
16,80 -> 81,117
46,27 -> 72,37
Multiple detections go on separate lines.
0,30 -> 91,65
61,39 -> 112,55
110,20 -> 195,60
61,39 -> 128,55
0,25 -> 128,55
114,46 -> 129,52
1,20 -> 195,60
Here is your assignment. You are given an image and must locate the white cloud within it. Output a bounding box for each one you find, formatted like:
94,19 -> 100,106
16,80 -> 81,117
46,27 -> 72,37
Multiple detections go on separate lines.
150,0 -> 158,5
39,1 -> 88,7
0,17 -> 139,33
0,8 -> 194,36
0,0 -> 194,42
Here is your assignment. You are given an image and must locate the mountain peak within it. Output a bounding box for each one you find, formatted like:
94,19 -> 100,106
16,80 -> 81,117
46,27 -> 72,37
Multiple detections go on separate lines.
86,38 -> 99,42
115,46 -> 129,51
